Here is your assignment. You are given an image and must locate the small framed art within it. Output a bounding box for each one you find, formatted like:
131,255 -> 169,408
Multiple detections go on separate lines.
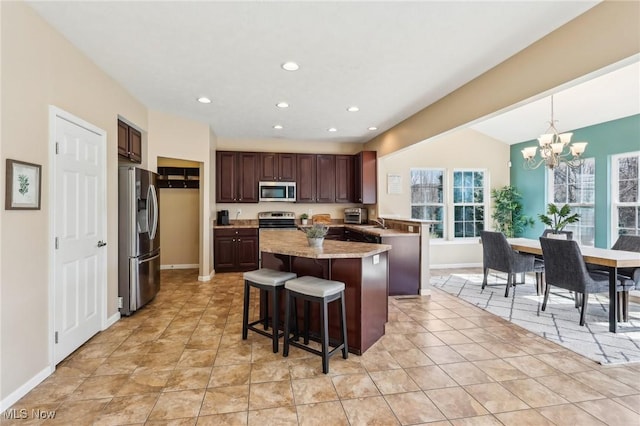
5,159 -> 42,210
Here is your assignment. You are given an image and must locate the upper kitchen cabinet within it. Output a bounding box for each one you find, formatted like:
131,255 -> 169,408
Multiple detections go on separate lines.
118,119 -> 142,163
296,154 -> 317,202
259,153 -> 296,182
354,151 -> 377,204
216,151 -> 259,203
316,154 -> 336,203
335,155 -> 354,203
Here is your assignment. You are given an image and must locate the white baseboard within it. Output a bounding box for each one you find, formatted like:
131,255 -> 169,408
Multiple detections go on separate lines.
198,270 -> 214,282
430,262 -> 482,269
160,264 -> 198,270
0,366 -> 53,412
104,312 -> 120,329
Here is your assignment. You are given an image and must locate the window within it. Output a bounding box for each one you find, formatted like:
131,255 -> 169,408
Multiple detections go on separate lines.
410,169 -> 444,238
453,170 -> 485,238
548,158 -> 595,246
612,152 -> 640,238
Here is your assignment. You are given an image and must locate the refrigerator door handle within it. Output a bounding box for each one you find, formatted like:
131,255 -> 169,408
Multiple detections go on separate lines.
139,253 -> 160,264
148,184 -> 159,240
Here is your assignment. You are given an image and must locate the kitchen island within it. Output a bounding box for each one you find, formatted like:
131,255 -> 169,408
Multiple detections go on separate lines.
260,229 -> 391,355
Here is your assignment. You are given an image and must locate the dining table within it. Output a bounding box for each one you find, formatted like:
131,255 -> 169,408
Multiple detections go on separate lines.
508,238 -> 640,333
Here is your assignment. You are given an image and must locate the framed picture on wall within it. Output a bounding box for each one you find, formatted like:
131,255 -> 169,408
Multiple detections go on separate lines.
5,159 -> 42,210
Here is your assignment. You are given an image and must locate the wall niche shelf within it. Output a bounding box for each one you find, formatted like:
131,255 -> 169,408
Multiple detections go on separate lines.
157,167 -> 200,189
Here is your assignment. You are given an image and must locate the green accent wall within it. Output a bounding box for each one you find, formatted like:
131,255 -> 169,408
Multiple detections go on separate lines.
511,114 -> 640,248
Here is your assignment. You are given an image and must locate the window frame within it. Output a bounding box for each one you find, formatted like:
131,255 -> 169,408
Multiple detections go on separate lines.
450,168 -> 488,240
546,157 -> 596,247
610,151 -> 640,243
409,168 -> 446,239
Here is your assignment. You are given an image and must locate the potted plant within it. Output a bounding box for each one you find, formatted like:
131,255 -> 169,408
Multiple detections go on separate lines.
304,224 -> 328,247
490,185 -> 534,237
300,213 -> 309,225
538,203 -> 580,238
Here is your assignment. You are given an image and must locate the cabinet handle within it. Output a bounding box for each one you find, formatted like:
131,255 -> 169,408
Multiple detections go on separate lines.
238,239 -> 241,242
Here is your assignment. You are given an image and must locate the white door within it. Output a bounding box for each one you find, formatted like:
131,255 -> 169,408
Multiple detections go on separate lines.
52,109 -> 106,364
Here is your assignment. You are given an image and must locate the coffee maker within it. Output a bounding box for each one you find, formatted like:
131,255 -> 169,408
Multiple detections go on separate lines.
217,209 -> 229,225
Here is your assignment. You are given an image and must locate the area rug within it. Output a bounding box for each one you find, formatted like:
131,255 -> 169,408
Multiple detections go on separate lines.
431,272 -> 640,365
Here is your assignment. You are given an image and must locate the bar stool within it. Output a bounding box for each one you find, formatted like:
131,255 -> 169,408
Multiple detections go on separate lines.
242,268 -> 297,353
283,276 -> 348,374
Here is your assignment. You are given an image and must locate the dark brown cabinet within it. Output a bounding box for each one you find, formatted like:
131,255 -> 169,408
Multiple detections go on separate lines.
157,167 -> 199,189
118,119 -> 142,163
316,154 -> 336,203
335,155 -> 354,203
296,154 -> 317,202
259,153 -> 296,182
216,151 -> 259,203
354,151 -> 377,204
213,228 -> 259,272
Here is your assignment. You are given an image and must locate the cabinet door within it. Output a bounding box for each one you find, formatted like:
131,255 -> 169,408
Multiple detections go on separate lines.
214,235 -> 236,271
128,127 -> 142,163
236,236 -> 259,270
216,151 -> 237,203
335,155 -> 354,203
316,154 -> 336,203
237,153 -> 258,202
296,154 -> 317,202
354,151 -> 377,204
117,120 -> 129,157
259,153 -> 278,181
278,153 -> 297,181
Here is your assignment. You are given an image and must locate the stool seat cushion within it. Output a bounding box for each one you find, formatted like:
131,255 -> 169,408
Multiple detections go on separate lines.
285,276 -> 345,298
244,268 -> 297,286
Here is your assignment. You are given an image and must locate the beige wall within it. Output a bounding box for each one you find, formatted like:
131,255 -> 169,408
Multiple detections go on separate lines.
365,1 -> 640,157
147,110 -> 212,280
157,158 -> 200,267
214,138 -> 364,222
378,128 -> 510,266
0,2 -> 147,402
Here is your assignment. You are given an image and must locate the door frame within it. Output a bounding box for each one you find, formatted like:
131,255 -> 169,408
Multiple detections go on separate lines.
47,106 -> 108,368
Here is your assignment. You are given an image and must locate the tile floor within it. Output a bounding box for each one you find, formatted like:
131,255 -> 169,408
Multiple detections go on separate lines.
4,269 -> 640,425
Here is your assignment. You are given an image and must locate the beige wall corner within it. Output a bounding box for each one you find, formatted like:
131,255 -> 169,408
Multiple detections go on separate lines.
365,1 -> 640,157
147,110 -> 212,279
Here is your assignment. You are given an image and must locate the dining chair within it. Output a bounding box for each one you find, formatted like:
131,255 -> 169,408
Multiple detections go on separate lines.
589,234 -> 640,321
480,231 -> 545,297
539,237 -> 633,326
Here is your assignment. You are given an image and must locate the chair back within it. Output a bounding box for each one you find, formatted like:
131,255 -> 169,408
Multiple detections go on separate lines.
541,229 -> 573,240
611,234 -> 640,252
539,237 -> 589,293
480,231 -> 513,272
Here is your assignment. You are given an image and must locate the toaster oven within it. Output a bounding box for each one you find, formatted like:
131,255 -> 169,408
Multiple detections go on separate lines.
344,207 -> 368,224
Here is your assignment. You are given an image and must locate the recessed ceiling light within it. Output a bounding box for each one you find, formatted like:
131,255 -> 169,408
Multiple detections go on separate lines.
276,102 -> 289,108
273,125 -> 283,129
347,106 -> 359,112
197,97 -> 211,104
281,62 -> 299,71
328,127 -> 337,132
368,127 -> 378,131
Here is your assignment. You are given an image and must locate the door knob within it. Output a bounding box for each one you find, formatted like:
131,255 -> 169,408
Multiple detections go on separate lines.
97,240 -> 107,247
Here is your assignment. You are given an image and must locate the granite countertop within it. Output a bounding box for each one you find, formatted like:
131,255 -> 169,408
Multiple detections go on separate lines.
260,229 -> 391,259
344,224 -> 419,237
213,224 -> 258,229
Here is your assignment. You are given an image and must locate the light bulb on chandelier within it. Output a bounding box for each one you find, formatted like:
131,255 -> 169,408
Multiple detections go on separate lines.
521,95 -> 588,170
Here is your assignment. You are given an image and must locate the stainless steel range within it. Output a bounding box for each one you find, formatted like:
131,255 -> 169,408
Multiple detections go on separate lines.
258,211 -> 297,229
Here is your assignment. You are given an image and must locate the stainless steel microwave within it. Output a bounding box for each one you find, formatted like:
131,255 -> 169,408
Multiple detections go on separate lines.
259,181 -> 296,202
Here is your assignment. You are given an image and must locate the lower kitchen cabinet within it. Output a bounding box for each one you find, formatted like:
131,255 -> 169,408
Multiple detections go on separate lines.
214,228 -> 259,272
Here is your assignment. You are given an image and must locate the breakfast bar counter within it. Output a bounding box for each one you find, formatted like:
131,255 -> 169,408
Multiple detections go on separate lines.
259,229 -> 391,355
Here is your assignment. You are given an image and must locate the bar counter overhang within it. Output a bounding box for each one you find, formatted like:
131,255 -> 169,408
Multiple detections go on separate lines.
259,229 -> 392,355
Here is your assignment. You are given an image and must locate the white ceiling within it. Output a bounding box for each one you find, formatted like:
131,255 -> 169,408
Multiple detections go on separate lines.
28,0 -> 626,145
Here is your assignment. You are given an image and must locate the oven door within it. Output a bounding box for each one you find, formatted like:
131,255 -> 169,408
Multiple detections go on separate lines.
259,182 -> 296,202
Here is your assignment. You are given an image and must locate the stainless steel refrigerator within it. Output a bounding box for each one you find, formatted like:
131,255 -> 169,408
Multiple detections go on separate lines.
118,166 -> 160,316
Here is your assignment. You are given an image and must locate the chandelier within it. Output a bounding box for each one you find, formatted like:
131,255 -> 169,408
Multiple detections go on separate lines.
521,95 -> 587,170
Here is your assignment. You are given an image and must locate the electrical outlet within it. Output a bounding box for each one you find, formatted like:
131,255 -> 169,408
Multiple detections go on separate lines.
408,225 -> 414,232
308,208 -> 313,216
117,297 -> 123,309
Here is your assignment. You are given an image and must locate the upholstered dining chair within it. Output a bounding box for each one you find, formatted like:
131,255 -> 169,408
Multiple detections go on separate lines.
539,237 -> 634,326
480,231 -> 545,297
589,234 -> 640,322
